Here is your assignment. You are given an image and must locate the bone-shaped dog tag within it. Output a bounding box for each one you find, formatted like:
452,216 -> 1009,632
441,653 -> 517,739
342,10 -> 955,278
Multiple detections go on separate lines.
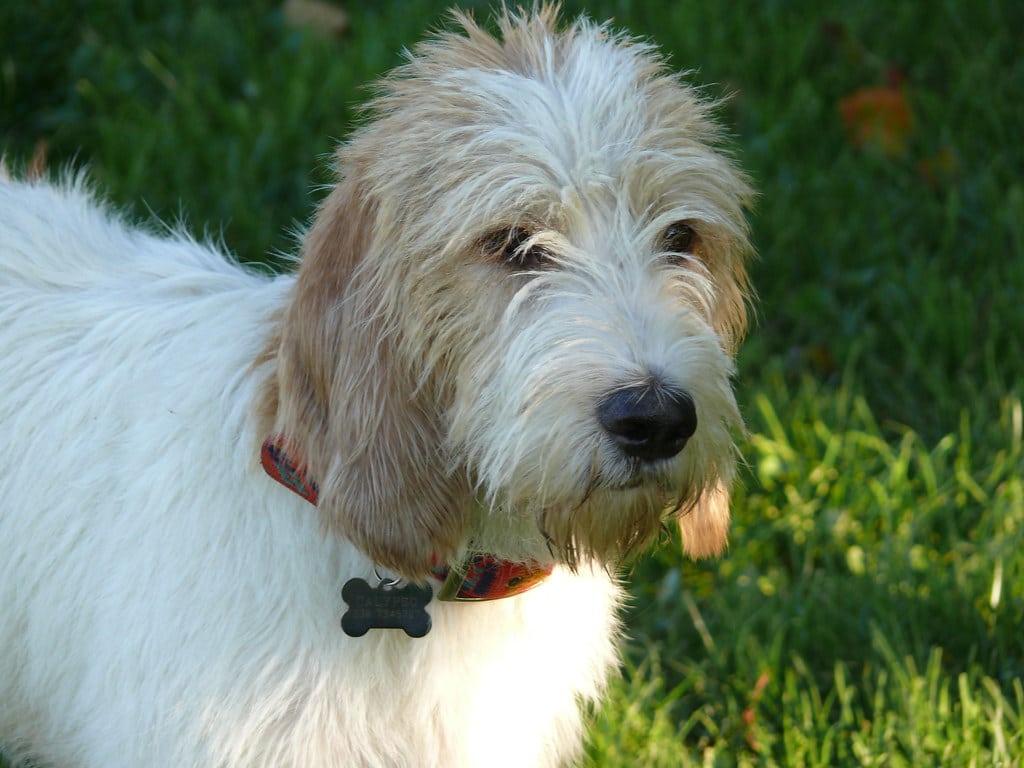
340,578 -> 433,638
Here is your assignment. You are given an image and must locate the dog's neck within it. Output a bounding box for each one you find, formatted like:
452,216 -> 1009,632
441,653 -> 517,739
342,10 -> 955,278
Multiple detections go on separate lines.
259,437 -> 552,601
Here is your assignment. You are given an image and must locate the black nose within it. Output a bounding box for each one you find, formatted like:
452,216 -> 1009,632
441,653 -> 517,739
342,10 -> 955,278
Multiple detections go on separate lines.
598,384 -> 697,462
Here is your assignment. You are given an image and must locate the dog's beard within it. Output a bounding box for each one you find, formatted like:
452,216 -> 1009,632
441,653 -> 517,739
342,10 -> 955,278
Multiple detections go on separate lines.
538,484 -> 675,569
457,473 -> 676,570
470,444 -> 721,568
445,282 -> 739,568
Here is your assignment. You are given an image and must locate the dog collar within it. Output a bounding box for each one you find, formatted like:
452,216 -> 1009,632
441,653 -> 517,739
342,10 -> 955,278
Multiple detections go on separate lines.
260,438 -> 552,601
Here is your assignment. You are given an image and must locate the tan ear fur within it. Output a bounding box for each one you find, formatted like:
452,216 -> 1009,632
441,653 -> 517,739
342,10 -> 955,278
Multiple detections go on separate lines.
712,260 -> 752,354
259,174 -> 470,578
679,481 -> 731,559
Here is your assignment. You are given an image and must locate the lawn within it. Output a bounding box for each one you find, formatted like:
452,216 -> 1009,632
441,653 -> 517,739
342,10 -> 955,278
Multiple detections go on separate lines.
2,0 -> 1022,765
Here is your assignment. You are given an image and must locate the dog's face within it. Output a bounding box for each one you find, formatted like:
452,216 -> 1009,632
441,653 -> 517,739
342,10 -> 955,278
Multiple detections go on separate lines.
262,7 -> 753,577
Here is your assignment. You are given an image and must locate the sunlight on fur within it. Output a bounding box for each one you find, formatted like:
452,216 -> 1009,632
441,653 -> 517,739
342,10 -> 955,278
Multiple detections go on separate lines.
0,6 -> 753,767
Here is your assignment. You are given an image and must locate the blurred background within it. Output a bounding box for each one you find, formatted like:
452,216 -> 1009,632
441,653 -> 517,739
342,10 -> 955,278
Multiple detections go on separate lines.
2,1 -> 1022,764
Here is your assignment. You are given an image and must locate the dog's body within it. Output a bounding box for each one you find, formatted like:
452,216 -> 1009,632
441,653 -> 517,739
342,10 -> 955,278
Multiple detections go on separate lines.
0,8 -> 752,767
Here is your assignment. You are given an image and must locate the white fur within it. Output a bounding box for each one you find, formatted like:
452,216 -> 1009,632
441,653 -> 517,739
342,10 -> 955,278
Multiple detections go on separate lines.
0,9 -> 751,767
0,178 -> 620,767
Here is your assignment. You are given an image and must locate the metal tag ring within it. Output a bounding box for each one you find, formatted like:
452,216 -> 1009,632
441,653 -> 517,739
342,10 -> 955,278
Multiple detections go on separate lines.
372,564 -> 403,589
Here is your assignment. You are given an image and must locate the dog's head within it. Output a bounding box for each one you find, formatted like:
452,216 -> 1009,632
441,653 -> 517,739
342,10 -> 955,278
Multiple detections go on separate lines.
260,6 -> 754,578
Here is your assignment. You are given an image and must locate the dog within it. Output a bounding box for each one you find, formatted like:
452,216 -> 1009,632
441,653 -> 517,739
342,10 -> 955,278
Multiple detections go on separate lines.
0,6 -> 753,767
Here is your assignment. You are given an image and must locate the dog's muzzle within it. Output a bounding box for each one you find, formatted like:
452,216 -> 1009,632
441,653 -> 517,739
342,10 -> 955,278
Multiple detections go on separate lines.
598,382 -> 697,463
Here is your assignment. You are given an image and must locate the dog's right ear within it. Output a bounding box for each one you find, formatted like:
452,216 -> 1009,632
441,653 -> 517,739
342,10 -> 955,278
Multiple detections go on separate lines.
260,172 -> 470,578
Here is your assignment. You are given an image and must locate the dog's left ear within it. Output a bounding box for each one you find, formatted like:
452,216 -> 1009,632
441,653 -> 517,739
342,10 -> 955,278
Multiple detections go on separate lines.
260,173 -> 470,578
681,227 -> 750,558
679,481 -> 731,559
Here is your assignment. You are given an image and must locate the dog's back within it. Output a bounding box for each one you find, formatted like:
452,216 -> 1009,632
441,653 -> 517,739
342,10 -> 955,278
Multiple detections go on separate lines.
0,178 -> 290,765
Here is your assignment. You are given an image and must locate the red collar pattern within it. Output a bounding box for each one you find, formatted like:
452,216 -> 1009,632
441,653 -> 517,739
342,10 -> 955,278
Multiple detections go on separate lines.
260,438 -> 551,601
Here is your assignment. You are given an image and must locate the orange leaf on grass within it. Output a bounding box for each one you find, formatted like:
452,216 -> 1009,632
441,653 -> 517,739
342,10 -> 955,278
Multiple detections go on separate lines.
839,86 -> 914,156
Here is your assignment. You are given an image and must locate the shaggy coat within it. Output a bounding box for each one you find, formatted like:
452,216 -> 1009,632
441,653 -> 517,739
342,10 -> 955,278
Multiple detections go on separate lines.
0,8 -> 752,767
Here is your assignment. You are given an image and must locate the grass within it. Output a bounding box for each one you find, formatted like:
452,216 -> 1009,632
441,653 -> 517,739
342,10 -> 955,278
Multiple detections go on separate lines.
611,375 -> 1023,765
3,0 -> 1022,765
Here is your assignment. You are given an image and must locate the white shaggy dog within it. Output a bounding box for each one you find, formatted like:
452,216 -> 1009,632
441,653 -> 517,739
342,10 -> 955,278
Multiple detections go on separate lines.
0,7 -> 753,767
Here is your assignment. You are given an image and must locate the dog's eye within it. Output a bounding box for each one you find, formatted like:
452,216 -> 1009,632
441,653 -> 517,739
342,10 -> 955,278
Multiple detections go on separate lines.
483,227 -> 551,271
662,221 -> 698,257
